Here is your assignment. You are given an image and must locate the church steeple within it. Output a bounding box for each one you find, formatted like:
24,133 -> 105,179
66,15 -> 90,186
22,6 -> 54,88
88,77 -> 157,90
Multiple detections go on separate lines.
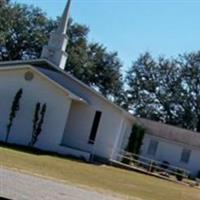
57,0 -> 71,35
41,0 -> 71,70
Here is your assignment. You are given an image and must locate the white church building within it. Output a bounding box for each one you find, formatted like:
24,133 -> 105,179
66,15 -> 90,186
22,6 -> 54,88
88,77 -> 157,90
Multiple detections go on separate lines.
1,0 -> 200,177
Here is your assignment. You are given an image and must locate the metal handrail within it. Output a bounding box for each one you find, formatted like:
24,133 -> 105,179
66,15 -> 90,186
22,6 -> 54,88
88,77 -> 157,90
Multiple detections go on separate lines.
114,150 -> 190,178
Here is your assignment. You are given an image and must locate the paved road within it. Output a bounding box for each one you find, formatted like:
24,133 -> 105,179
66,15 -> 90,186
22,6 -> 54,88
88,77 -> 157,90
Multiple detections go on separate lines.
0,168 -> 124,200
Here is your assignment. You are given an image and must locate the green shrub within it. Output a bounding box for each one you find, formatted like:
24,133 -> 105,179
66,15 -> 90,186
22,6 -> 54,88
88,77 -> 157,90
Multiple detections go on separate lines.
125,124 -> 146,156
5,88 -> 23,142
29,103 -> 47,146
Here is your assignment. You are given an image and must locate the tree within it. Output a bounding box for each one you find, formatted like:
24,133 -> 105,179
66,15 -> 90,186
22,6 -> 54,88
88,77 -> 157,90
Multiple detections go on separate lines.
127,52 -> 182,123
86,43 -> 124,102
178,52 -> 200,131
126,51 -> 200,132
66,19 -> 124,103
29,103 -> 47,146
0,0 -> 10,6
5,88 -> 23,142
125,124 -> 146,155
0,2 -> 56,61
66,19 -> 91,83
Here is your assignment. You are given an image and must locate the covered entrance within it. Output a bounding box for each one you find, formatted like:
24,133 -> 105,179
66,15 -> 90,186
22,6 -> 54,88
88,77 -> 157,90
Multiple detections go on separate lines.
61,100 -> 100,153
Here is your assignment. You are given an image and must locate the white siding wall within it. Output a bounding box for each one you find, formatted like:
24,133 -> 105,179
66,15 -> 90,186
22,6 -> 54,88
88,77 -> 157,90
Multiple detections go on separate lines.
189,150 -> 200,177
141,134 -> 200,176
62,101 -> 95,152
0,67 -> 71,153
62,99 -> 128,159
118,119 -> 134,151
93,103 -> 125,158
39,68 -> 131,159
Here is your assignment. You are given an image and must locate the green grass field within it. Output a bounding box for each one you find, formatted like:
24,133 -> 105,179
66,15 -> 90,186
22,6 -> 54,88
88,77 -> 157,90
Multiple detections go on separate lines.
1,145 -> 200,200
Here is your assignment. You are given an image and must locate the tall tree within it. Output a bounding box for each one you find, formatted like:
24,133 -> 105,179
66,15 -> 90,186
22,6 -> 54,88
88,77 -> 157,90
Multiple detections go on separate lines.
66,19 -> 91,83
0,2 -> 56,61
179,52 -> 200,131
0,0 -> 9,6
126,52 -> 184,126
66,19 -> 124,102
86,43 -> 124,102
126,51 -> 200,132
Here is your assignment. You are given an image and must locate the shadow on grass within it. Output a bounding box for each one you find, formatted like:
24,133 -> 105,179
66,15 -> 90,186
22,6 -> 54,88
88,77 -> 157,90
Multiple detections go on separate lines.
0,141 -> 93,165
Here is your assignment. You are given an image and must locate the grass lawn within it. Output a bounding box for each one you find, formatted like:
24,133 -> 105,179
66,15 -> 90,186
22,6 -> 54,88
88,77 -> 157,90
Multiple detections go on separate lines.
1,146 -> 200,200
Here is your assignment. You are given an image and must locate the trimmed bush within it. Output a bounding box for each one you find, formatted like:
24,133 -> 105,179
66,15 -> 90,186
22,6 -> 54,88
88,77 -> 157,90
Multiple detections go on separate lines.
125,124 -> 146,156
29,103 -> 47,146
122,124 -> 146,165
5,88 -> 23,142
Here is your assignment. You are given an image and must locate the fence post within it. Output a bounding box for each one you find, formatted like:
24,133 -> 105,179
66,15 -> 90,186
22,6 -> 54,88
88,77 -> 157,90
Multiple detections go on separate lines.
149,160 -> 152,172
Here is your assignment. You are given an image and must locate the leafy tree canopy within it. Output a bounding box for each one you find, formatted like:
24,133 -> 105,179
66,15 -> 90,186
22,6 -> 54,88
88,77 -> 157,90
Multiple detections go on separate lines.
126,51 -> 200,132
66,19 -> 124,103
0,1 -> 56,60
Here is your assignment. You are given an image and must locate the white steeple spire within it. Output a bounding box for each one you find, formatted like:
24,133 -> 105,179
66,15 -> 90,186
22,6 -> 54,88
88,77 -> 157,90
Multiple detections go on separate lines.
41,0 -> 71,70
58,0 -> 71,34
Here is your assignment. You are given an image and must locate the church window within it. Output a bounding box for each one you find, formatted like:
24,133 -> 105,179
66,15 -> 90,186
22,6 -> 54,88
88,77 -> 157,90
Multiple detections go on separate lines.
180,148 -> 191,164
147,139 -> 158,156
88,111 -> 102,144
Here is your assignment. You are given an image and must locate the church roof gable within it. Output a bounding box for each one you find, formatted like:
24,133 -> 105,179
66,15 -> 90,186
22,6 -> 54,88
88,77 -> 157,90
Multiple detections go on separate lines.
0,62 -> 86,103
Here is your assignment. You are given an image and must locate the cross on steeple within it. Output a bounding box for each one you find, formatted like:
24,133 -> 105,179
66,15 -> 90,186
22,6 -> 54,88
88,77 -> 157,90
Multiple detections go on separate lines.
41,0 -> 72,70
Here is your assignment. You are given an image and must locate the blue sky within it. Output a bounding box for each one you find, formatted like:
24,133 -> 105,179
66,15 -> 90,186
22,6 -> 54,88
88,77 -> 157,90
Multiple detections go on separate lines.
14,0 -> 200,70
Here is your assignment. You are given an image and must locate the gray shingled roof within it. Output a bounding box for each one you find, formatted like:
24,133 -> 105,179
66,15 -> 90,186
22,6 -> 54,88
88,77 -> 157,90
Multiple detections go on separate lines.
135,117 -> 200,149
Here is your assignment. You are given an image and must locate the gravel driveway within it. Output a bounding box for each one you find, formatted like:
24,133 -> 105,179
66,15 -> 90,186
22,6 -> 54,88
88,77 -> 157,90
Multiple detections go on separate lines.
0,168 -> 124,200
